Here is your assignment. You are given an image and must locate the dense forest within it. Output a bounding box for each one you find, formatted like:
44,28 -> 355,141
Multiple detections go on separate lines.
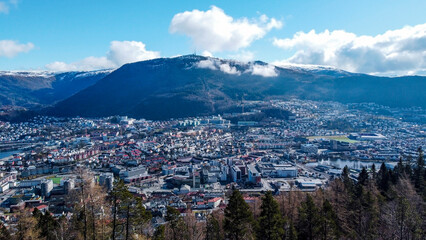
1,148 -> 425,240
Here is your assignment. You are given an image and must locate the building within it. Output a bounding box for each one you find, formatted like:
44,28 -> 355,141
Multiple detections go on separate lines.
41,179 -> 53,197
231,166 -> 242,182
99,172 -> 114,190
247,165 -> 261,184
301,144 -> 318,154
119,166 -> 150,183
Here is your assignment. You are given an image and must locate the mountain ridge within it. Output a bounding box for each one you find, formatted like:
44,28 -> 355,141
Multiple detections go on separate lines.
44,55 -> 426,120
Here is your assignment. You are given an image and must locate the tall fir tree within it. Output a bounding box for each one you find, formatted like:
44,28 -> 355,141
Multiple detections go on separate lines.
320,199 -> 340,240
224,189 -> 255,240
257,191 -> 284,240
205,213 -> 222,240
297,194 -> 321,240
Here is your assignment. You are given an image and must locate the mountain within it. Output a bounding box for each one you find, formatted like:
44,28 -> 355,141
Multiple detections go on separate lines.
44,55 -> 425,120
0,70 -> 112,109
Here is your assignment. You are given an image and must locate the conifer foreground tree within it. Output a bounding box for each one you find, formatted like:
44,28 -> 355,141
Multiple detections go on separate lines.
257,191 -> 284,240
224,189 -> 255,240
205,213 -> 222,240
297,194 -> 321,240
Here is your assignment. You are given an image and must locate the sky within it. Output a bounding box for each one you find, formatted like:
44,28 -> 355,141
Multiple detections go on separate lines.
0,0 -> 425,76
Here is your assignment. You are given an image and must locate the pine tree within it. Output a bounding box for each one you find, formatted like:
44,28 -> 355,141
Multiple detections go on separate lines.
342,166 -> 353,193
153,225 -> 165,240
319,199 -> 339,240
371,164 -> 377,181
358,167 -> 369,186
132,197 -> 152,238
224,189 -> 255,240
205,213 -> 222,240
377,162 -> 390,192
257,191 -> 284,240
165,206 -> 187,240
414,148 -> 425,193
297,194 -> 321,240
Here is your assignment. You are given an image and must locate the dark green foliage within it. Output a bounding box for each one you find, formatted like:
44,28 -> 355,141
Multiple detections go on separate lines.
297,195 -> 321,240
224,189 -> 255,240
165,206 -> 187,240
257,191 -> 284,240
153,224 -> 165,240
377,162 -> 390,192
33,209 -> 59,240
358,167 -> 369,186
205,214 -> 222,240
414,148 -> 425,196
320,199 -> 340,240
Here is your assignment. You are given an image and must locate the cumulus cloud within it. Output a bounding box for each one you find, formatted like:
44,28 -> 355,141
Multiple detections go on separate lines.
196,58 -> 277,77
170,6 -> 282,52
0,40 -> 34,57
197,59 -> 217,70
0,0 -> 19,14
46,41 -> 160,71
273,23 -> 426,75
219,63 -> 240,75
248,64 -> 278,77
0,2 -> 9,13
228,50 -> 255,62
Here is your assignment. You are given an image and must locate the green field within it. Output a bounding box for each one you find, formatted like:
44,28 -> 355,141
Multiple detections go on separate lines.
307,135 -> 358,143
47,176 -> 62,184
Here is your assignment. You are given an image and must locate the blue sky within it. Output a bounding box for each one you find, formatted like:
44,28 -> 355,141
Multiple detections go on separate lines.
0,0 -> 425,75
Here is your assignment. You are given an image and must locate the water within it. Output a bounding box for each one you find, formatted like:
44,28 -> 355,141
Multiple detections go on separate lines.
0,150 -> 21,160
307,159 -> 393,170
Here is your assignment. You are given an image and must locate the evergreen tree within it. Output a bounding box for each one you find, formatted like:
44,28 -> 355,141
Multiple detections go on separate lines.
319,199 -> 339,240
109,179 -> 132,240
371,164 -> 377,181
297,194 -> 321,240
224,189 -> 255,240
257,191 -> 284,240
165,206 -> 187,240
358,167 -> 369,186
33,210 -> 58,240
205,214 -> 222,240
132,197 -> 152,238
153,225 -> 165,240
342,166 -> 353,193
377,163 -> 390,192
287,220 -> 298,240
414,148 -> 425,194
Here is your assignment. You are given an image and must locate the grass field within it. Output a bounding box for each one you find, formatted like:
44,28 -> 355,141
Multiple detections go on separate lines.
307,135 -> 358,143
47,176 -> 62,184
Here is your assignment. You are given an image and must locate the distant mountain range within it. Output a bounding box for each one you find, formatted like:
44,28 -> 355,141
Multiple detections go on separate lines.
0,70 -> 112,109
1,55 -> 425,120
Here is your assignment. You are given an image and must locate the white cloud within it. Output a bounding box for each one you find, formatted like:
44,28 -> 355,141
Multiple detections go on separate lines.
170,6 -> 282,52
0,0 -> 19,14
107,41 -> 160,66
195,58 -> 278,77
248,64 -> 278,77
201,50 -> 213,57
273,23 -> 426,75
219,63 -> 240,75
196,59 -> 217,70
46,41 -> 160,71
0,2 -> 9,13
228,50 -> 255,62
0,40 -> 34,57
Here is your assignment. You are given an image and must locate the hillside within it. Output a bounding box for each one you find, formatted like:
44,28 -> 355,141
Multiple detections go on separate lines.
0,70 -> 112,108
46,55 -> 426,120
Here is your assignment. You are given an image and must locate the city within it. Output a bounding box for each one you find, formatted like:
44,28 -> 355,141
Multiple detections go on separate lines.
0,99 -> 424,238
